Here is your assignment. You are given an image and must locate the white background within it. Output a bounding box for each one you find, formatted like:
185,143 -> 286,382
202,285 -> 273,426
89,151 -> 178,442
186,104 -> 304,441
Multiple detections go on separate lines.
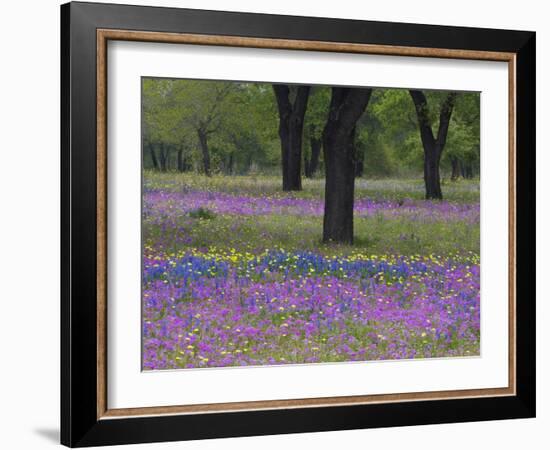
0,0 -> 546,449
108,42 -> 509,408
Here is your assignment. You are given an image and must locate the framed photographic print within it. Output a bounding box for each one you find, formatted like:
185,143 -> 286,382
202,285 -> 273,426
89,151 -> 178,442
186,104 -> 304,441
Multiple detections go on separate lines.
61,1 -> 536,447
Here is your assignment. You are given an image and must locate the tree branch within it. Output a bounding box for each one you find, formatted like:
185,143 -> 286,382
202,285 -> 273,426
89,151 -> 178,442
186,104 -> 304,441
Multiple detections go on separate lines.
409,89 -> 436,149
436,92 -> 458,150
272,84 -> 292,118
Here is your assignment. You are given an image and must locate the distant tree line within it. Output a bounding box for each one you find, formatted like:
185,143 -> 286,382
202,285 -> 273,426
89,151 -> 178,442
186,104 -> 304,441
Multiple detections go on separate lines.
143,78 -> 480,243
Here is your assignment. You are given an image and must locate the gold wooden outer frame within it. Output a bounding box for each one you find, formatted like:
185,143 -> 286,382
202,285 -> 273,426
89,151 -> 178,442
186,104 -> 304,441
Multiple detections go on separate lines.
96,29 -> 517,420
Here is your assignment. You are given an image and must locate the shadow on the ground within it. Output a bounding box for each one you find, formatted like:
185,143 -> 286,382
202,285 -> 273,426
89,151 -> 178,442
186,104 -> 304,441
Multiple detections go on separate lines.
34,428 -> 59,444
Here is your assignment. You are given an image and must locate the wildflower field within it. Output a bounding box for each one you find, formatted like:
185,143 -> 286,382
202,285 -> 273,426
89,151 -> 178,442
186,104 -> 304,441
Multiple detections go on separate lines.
142,173 -> 480,370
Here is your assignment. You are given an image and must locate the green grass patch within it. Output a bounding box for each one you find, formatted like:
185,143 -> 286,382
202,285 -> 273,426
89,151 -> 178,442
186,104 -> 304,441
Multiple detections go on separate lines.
144,171 -> 480,203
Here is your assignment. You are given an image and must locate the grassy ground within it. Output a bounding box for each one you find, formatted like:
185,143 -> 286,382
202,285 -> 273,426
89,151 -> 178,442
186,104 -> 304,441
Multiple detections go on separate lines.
142,172 -> 480,369
149,212 -> 479,257
143,172 -> 479,256
144,171 -> 480,203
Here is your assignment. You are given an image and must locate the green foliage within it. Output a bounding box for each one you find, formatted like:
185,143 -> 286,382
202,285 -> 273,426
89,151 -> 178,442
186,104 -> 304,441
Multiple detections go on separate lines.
188,207 -> 217,220
442,92 -> 480,172
142,78 -> 479,179
367,89 -> 422,175
304,86 -> 331,139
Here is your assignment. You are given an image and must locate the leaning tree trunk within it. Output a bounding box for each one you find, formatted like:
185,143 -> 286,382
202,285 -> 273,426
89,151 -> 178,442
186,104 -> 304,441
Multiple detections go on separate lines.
197,129 -> 211,176
273,85 -> 310,191
322,88 -> 373,244
409,90 -> 457,200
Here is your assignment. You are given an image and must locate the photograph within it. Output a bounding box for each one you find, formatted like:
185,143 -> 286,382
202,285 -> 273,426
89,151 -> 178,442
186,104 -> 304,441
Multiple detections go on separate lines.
141,78 -> 481,370
56,1 -> 536,446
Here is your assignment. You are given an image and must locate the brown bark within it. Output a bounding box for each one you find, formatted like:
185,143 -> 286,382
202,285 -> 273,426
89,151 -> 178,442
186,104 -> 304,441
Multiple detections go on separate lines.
273,84 -> 310,191
409,90 -> 457,199
322,87 -> 373,244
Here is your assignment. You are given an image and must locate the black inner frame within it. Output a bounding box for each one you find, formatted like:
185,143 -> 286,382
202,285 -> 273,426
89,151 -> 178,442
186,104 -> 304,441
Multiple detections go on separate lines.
61,2 -> 535,447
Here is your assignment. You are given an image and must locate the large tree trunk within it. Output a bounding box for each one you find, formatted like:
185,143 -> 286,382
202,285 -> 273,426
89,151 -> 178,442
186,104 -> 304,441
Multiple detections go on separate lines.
323,88 -> 373,244
305,137 -> 321,178
273,85 -> 310,191
409,90 -> 457,200
289,85 -> 310,189
148,142 -> 159,170
424,144 -> 443,198
197,129 -> 211,176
